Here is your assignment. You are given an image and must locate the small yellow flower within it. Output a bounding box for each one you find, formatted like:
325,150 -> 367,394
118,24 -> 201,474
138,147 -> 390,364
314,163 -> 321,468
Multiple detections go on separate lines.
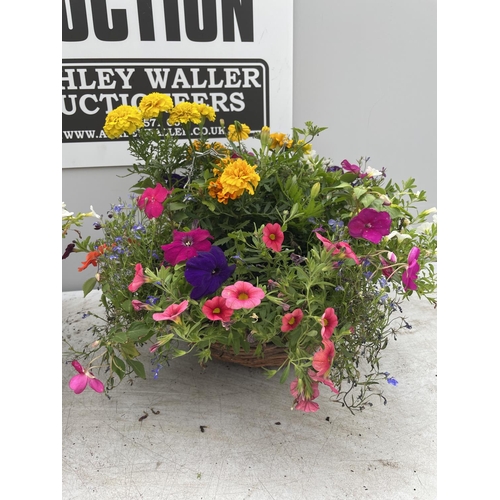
295,139 -> 312,155
194,103 -> 216,122
227,122 -> 251,141
167,101 -> 202,125
139,92 -> 174,119
219,158 -> 260,198
103,105 -> 144,139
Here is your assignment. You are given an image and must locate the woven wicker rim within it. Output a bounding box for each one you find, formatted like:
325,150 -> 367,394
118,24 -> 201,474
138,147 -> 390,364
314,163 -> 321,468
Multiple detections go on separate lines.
210,342 -> 288,368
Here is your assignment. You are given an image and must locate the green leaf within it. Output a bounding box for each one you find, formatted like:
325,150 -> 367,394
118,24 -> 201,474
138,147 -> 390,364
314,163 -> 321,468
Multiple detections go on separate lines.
82,277 -> 97,297
167,202 -> 188,211
126,358 -> 146,379
279,363 -> 290,384
111,356 -> 126,379
126,322 -> 152,341
121,342 -> 141,358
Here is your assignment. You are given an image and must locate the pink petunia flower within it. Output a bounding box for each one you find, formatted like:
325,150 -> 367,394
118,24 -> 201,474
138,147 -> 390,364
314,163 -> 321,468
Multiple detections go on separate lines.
152,300 -> 189,323
280,308 -> 304,332
320,307 -> 338,340
341,159 -> 364,177
161,229 -> 213,266
69,360 -> 105,395
348,208 -> 391,244
128,263 -> 147,292
262,223 -> 284,252
131,299 -> 150,311
312,339 -> 336,377
221,281 -> 265,309
315,233 -> 360,264
137,183 -> 172,219
402,247 -> 420,291
202,296 -> 234,322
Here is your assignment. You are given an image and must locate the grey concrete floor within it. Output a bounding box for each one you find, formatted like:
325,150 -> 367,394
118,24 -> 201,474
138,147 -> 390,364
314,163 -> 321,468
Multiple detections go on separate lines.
62,290 -> 437,500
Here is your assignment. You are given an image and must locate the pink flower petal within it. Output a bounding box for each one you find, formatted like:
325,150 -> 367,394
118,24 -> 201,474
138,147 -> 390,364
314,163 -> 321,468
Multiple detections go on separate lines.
69,373 -> 88,394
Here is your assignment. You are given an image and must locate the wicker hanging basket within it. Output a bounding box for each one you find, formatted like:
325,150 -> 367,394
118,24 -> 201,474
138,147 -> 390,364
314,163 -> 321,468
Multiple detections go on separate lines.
210,342 -> 288,368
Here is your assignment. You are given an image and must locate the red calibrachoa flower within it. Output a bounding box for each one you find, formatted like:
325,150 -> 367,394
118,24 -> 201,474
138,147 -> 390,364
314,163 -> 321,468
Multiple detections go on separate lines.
137,183 -> 172,219
262,222 -> 284,252
320,307 -> 338,340
348,207 -> 391,244
202,296 -> 234,322
290,377 -> 320,413
312,340 -> 336,377
78,244 -> 107,272
281,308 -> 304,332
315,233 -> 360,264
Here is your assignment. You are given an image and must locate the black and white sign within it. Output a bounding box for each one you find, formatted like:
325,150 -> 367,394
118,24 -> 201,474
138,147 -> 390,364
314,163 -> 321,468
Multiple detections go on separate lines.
62,0 -> 293,168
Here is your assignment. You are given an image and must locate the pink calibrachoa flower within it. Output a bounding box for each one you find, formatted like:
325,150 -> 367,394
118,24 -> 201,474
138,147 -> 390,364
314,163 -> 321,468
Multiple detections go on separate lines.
128,263 -> 148,292
161,229 -> 213,266
221,281 -> 265,309
290,378 -> 320,413
152,300 -> 189,323
280,308 -> 304,332
348,207 -> 391,244
312,339 -> 336,377
137,183 -> 172,219
262,222 -> 284,252
69,360 -> 105,395
308,369 -> 339,394
320,307 -> 338,340
131,300 -> 151,311
315,233 -> 360,264
202,296 -> 234,322
402,246 -> 420,291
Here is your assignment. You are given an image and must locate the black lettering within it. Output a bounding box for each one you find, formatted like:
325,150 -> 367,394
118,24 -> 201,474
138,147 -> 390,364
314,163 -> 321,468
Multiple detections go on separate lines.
62,0 -> 88,42
91,0 -> 128,42
164,0 -> 181,41
137,0 -> 155,41
222,0 -> 253,42
184,0 -> 217,42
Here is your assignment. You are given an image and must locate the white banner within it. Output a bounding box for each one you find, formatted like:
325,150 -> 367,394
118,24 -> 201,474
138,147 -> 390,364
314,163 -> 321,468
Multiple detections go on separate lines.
62,0 -> 294,168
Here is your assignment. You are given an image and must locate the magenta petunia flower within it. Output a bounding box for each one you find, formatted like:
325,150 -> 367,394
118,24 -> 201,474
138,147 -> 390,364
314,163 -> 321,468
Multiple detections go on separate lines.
348,208 -> 391,244
312,339 -> 336,377
315,233 -> 360,264
202,296 -> 234,322
69,360 -> 105,395
161,229 -> 213,266
402,246 -> 420,291
262,223 -> 284,252
128,263 -> 147,292
152,300 -> 189,323
221,281 -> 265,309
320,307 -> 338,340
341,159 -> 361,175
137,183 -> 172,219
280,308 -> 304,332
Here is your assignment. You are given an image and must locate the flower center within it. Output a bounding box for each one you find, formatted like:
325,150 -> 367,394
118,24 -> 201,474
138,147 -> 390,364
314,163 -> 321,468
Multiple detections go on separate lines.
238,293 -> 249,300
182,236 -> 193,246
288,317 -> 295,325
269,234 -> 276,240
213,307 -> 221,314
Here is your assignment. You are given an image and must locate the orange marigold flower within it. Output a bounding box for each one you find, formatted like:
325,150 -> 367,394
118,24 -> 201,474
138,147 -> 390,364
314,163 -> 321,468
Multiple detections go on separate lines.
270,132 -> 293,149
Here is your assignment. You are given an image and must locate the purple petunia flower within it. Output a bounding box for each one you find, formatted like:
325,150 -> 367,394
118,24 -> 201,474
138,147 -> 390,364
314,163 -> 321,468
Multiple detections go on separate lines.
184,246 -> 236,300
348,208 -> 391,244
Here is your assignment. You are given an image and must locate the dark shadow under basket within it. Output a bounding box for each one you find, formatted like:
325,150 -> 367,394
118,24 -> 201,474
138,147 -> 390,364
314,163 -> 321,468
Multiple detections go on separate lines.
210,342 -> 288,368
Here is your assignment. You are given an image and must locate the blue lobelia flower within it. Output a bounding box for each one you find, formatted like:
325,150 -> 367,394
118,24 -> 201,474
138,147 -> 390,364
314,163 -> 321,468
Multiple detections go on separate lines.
184,246 -> 236,300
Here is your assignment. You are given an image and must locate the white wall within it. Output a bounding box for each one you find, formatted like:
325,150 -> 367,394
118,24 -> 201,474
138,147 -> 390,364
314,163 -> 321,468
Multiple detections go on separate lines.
62,0 -> 436,292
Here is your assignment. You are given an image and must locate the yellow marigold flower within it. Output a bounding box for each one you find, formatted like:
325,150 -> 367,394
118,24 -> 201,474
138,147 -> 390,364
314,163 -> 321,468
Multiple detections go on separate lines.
227,122 -> 251,141
270,132 -> 293,149
219,158 -> 260,198
139,92 -> 174,119
195,103 -> 216,122
167,101 -> 202,125
295,139 -> 312,155
261,126 -> 270,134
208,178 -> 238,204
103,105 -> 144,139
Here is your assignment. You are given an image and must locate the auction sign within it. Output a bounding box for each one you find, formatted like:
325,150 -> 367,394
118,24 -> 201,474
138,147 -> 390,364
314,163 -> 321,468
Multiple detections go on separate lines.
62,0 -> 293,168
